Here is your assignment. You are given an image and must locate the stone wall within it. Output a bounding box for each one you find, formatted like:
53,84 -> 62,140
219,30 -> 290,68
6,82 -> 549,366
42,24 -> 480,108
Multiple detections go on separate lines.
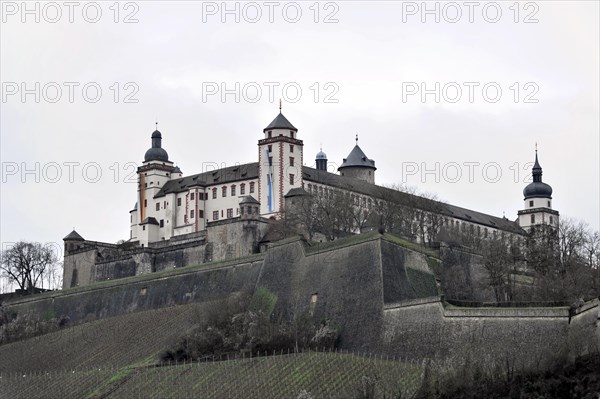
10,234 -> 600,371
62,219 -> 268,289
382,297 -> 600,371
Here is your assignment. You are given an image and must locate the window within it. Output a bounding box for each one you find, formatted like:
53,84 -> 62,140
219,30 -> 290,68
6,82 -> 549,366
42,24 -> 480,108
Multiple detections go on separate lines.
289,157 -> 294,167
290,131 -> 294,138
143,225 -> 146,231
268,145 -> 272,152
222,186 -> 227,197
231,185 -> 236,196
269,157 -> 273,165
240,183 -> 245,195
268,131 -> 272,138
531,214 -> 535,224
160,219 -> 164,228
144,199 -> 147,208
213,211 -> 219,221
212,188 -> 217,199
177,198 -> 182,206
529,200 -> 534,207
190,210 -> 195,219
547,201 -> 551,207
289,174 -> 295,185
227,208 -> 233,218
156,203 -> 160,211
145,183 -> 147,188
164,200 -> 166,208
199,210 -> 204,219
549,216 -> 553,224
250,182 -> 255,193
290,145 -> 294,153
191,193 -> 195,200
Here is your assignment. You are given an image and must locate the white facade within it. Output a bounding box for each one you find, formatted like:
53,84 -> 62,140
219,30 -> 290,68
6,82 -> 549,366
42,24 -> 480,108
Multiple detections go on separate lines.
129,111 -> 553,247
258,127 -> 303,216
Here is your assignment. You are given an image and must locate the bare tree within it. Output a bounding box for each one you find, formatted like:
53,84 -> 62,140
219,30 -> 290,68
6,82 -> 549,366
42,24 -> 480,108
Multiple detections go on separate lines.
481,238 -> 514,302
0,242 -> 58,293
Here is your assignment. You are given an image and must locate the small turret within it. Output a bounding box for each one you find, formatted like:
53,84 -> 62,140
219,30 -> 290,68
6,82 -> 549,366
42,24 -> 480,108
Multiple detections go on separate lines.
144,129 -> 169,162
338,135 -> 376,184
316,148 -> 327,171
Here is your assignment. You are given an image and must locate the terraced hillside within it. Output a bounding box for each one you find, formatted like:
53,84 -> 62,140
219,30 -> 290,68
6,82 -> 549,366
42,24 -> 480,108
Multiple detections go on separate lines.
0,302 -> 207,373
1,353 -> 424,399
0,302 -> 424,398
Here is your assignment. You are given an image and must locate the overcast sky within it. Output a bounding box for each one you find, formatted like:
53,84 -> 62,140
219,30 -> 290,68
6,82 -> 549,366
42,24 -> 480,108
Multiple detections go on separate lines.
1,1 -> 599,254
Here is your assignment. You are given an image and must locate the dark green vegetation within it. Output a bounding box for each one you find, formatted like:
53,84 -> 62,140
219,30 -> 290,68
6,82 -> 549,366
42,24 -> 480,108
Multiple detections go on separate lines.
160,289 -> 340,362
416,353 -> 600,399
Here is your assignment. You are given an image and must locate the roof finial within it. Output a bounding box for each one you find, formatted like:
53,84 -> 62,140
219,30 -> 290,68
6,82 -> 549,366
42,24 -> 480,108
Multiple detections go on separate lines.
355,134 -> 358,145
320,142 -> 322,152
279,99 -> 282,112
535,142 -> 538,153
155,120 -> 158,131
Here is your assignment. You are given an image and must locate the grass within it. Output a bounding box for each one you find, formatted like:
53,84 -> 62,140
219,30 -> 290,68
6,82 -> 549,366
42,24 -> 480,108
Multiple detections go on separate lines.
382,234 -> 441,259
305,231 -> 382,254
1,352 -> 424,399
406,267 -> 439,298
0,298 -> 424,398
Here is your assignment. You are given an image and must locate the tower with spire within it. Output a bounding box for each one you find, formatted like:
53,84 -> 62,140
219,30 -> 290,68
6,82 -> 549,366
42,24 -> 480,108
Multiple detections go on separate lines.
131,126 -> 182,246
338,135 -> 377,184
517,147 -> 559,231
257,103 -> 304,217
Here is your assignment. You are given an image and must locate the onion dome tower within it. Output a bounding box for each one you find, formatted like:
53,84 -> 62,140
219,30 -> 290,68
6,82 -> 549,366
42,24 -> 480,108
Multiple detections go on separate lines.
517,146 -> 559,231
132,123 -> 179,246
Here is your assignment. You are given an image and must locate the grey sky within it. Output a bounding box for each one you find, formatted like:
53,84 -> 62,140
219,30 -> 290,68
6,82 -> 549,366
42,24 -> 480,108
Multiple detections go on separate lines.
1,0 -> 598,251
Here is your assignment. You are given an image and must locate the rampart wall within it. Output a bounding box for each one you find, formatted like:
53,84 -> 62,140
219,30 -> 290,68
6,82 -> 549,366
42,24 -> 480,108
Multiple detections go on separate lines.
6,234 -> 599,371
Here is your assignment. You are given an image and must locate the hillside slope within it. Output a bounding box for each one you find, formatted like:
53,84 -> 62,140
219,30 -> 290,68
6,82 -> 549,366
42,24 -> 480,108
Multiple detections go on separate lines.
0,302 -> 424,398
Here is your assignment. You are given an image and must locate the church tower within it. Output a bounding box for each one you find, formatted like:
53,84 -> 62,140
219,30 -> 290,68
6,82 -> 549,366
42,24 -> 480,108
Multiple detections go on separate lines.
517,148 -> 559,231
338,135 -> 376,184
258,105 -> 303,217
130,126 -> 182,246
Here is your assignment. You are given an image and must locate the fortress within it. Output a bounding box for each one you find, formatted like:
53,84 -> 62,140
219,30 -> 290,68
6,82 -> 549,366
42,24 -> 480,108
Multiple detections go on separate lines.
2,107 -> 597,381
62,107 -> 559,289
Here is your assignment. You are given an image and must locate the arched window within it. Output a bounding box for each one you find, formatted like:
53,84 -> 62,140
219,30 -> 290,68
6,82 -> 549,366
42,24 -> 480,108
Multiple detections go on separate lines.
231,185 -> 236,196
240,183 -> 246,195
222,186 -> 227,197
212,188 -> 217,199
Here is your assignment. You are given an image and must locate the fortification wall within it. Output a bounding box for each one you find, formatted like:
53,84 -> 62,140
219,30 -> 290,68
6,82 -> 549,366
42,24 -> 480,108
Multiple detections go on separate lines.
8,258 -> 264,325
256,236 -> 386,349
7,234 -> 599,371
382,298 -> 600,371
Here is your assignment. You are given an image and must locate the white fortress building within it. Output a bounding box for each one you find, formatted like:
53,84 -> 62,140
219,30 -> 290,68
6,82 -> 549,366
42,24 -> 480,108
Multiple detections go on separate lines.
63,107 -> 559,288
